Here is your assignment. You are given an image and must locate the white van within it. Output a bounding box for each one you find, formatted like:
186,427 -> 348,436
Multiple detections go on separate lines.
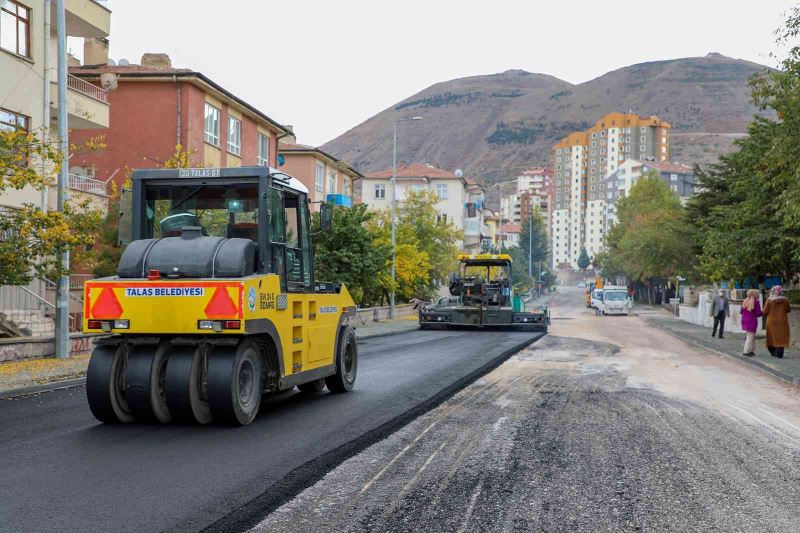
591,288 -> 604,315
601,286 -> 631,315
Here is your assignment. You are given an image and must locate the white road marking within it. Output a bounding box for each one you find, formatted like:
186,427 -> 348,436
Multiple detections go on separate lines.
758,407 -> 800,436
492,416 -> 508,433
457,479 -> 484,533
726,403 -> 800,446
399,441 -> 447,494
360,421 -> 438,493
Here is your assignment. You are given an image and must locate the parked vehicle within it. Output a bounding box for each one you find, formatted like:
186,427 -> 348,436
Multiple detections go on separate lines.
591,288 -> 604,315
598,286 -> 631,316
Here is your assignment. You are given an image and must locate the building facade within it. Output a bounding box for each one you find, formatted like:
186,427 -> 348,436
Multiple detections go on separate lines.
1,0 -> 112,213
278,141 -> 361,211
69,54 -> 288,192
550,112 -> 671,269
463,178 -> 485,254
362,163 -> 468,247
604,160 -> 695,228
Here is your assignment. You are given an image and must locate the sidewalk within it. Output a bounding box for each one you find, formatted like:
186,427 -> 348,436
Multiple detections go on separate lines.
0,317 -> 420,396
644,313 -> 800,385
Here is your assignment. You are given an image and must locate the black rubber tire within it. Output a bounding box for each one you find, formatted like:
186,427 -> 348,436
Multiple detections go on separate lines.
325,327 -> 358,393
207,340 -> 263,426
86,344 -> 134,424
126,341 -> 172,423
297,378 -> 325,394
165,345 -> 213,424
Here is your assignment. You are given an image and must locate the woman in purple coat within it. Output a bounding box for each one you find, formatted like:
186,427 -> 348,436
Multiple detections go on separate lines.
741,289 -> 762,356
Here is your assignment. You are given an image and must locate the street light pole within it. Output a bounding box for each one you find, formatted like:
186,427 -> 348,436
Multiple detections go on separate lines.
55,0 -> 70,359
390,121 -> 397,320
389,116 -> 422,320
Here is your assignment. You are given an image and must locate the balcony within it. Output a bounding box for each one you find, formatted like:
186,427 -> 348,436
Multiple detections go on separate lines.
50,74 -> 109,129
55,0 -> 111,39
326,194 -> 352,208
68,173 -> 107,196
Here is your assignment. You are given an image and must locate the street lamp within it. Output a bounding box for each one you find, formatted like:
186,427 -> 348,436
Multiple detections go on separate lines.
390,116 -> 423,320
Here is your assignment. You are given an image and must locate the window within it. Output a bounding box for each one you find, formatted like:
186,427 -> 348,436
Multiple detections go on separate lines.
436,213 -> 448,225
1,0 -> 30,58
227,116 -> 241,155
343,177 -> 351,195
0,108 -> 28,133
257,133 -> 269,166
204,103 -> 220,146
315,163 -> 324,192
640,145 -> 646,152
328,170 -> 337,194
640,136 -> 647,143
436,183 -> 448,199
670,173 -> 678,181
374,184 -> 386,199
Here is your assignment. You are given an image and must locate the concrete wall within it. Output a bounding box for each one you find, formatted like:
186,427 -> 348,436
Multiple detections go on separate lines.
678,291 -> 751,335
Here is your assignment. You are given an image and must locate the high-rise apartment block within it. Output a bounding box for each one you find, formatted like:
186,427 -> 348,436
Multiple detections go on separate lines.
550,112 -> 671,269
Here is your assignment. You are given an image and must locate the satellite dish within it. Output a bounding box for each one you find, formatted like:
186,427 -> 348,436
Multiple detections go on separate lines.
107,59 -> 116,66
118,58 -> 130,66
454,169 -> 463,178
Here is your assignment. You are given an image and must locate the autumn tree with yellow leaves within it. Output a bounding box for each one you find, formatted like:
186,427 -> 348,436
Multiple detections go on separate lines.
0,129 -> 101,285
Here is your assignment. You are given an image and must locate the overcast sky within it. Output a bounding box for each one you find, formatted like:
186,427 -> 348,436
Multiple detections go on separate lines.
87,0 -> 796,146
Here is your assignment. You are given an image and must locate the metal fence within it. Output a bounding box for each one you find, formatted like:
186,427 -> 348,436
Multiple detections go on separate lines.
68,173 -> 108,196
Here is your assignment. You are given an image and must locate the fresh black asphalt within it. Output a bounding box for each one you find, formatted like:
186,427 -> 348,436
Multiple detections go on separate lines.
0,329 -> 541,532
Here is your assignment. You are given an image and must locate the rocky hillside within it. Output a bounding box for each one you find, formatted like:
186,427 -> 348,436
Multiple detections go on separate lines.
322,53 -> 767,182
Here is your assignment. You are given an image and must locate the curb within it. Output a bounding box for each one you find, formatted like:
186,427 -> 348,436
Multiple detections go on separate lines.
644,317 -> 800,386
0,377 -> 86,400
201,332 -> 545,533
356,324 -> 420,340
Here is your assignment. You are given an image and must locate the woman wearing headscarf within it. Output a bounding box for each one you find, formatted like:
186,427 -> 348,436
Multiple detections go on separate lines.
740,289 -> 762,356
763,285 -> 791,358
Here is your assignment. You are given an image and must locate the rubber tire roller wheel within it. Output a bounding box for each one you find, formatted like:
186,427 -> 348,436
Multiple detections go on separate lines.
297,378 -> 325,394
207,340 -> 263,426
125,341 -> 172,423
325,327 -> 358,393
86,344 -> 134,423
165,345 -> 213,424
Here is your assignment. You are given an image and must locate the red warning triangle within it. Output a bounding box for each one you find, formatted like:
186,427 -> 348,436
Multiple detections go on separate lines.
204,287 -> 238,318
90,288 -> 123,319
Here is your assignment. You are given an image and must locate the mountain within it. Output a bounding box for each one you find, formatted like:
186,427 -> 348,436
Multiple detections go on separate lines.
321,53 -> 768,185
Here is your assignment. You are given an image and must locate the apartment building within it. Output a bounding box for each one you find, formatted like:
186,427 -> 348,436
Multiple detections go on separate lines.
1,0 -> 112,213
362,163 -> 467,246
69,53 -> 288,192
278,141 -> 362,211
604,160 -> 695,228
463,178 -> 485,254
550,112 -> 671,269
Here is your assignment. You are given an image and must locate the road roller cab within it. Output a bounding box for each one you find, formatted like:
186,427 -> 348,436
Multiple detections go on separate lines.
84,166 -> 358,426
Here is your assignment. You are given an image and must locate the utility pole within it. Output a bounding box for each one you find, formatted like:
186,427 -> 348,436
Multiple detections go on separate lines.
55,0 -> 70,358
389,116 -> 422,320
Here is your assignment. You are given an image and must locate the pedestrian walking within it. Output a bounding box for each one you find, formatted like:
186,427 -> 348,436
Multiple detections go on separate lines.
763,285 -> 791,358
709,289 -> 730,339
740,289 -> 762,356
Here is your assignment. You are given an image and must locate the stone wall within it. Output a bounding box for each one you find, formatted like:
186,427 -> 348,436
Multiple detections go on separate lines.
679,290 -> 800,345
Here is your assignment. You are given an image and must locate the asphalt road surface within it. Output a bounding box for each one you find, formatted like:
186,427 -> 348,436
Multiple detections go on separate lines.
0,329 -> 541,532
253,289 -> 800,533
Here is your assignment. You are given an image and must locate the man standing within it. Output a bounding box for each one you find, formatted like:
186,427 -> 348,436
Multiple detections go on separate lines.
710,289 -> 730,339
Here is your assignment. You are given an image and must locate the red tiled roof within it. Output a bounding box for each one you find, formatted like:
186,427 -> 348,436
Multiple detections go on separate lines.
70,64 -> 193,75
501,223 -> 521,233
365,163 -> 462,180
642,161 -> 694,173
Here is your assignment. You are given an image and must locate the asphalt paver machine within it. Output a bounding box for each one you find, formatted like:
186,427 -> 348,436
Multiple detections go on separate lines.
419,254 -> 549,332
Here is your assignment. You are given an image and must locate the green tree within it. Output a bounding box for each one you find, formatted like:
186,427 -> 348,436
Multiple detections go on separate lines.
577,247 -> 590,271
311,203 -> 390,306
685,8 -> 800,283
598,173 -> 693,283
0,129 -> 101,285
510,209 -> 550,288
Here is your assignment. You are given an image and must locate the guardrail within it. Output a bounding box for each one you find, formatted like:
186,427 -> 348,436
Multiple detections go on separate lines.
68,173 -> 108,196
67,73 -> 109,103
